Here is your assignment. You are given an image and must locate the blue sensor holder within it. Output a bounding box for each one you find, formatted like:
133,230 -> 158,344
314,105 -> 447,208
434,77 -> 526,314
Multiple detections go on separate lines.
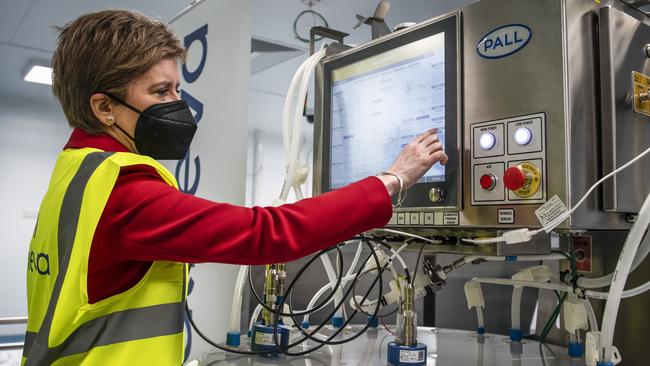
331,315 -> 344,328
387,342 -> 427,366
367,316 -> 379,328
509,328 -> 523,342
226,332 -> 241,347
568,342 -> 584,358
250,324 -> 289,356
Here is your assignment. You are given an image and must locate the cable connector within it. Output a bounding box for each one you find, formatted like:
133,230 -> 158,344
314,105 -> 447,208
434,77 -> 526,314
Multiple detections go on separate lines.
563,294 -> 589,335
363,248 -> 389,272
502,228 -> 534,244
586,332 -> 622,366
464,281 -> 485,309
461,228 -> 536,245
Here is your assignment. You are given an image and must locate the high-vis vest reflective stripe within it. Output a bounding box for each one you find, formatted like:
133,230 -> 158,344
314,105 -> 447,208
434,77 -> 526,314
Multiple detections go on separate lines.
24,148 -> 188,365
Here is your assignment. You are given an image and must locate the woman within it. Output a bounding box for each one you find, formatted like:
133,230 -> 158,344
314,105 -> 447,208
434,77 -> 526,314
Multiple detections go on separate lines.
23,9 -> 447,366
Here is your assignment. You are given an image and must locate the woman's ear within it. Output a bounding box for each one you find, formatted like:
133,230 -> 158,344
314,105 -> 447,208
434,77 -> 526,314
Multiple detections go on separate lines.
89,93 -> 115,127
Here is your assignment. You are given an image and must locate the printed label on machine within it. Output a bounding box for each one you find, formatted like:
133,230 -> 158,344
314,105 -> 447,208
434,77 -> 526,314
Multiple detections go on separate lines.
498,208 -> 515,224
254,332 -> 275,346
534,195 -> 568,232
443,212 -> 459,225
399,350 -> 425,363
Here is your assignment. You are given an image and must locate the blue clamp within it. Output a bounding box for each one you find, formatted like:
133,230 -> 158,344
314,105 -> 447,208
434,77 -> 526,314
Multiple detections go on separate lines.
509,328 -> 523,342
226,332 -> 241,347
301,321 -> 310,329
331,316 -> 344,328
568,342 -> 584,358
367,316 -> 379,328
477,326 -> 486,335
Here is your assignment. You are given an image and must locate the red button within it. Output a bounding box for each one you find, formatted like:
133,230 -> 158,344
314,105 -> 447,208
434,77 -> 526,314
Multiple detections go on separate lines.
479,174 -> 496,191
504,166 -> 526,190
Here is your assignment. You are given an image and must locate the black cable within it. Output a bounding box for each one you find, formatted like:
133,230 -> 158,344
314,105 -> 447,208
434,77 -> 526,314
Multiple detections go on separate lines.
247,243 -> 345,317
351,267 -> 399,318
184,301 -> 269,356
272,238 -> 386,355
278,239 -> 382,347
412,242 -> 427,284
187,243 -> 347,357
190,235 -> 393,358
292,9 -> 329,43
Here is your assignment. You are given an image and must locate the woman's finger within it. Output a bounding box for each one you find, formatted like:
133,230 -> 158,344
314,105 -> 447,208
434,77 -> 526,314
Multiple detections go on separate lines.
415,128 -> 438,143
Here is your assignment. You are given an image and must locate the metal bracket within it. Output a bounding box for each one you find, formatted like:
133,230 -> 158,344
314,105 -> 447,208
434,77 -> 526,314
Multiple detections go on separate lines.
310,26 -> 349,55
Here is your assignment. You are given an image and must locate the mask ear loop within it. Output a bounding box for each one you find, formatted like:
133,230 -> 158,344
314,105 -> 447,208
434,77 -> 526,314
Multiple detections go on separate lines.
101,92 -> 140,141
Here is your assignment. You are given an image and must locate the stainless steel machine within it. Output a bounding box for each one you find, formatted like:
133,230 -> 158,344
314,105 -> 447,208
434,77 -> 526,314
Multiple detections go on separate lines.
313,0 -> 650,251
306,1 -> 650,364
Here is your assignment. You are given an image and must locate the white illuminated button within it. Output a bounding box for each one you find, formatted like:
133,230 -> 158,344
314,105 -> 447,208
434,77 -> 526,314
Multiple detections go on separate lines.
514,127 -> 533,145
479,132 -> 496,150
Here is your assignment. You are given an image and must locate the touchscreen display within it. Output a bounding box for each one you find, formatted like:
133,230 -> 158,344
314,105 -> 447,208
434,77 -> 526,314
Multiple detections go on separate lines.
329,32 -> 446,189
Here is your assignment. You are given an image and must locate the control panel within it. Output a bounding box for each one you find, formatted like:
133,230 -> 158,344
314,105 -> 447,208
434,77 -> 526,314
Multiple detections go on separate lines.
471,113 -> 546,205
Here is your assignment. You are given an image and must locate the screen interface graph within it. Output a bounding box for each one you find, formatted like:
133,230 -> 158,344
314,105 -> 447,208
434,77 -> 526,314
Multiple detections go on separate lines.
329,32 -> 446,189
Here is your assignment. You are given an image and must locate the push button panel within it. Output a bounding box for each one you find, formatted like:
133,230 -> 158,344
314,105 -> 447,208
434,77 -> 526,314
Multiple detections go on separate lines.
470,113 -> 546,206
472,123 -> 505,158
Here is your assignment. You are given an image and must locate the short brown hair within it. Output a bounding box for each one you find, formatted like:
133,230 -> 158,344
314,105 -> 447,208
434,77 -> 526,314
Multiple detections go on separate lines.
52,9 -> 186,133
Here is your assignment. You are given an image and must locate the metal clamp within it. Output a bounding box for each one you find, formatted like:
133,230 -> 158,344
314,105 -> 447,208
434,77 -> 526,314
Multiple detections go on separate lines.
309,26 -> 349,55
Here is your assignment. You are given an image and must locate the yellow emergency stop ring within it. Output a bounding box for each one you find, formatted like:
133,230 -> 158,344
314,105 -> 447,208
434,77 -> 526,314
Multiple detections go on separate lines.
513,162 -> 541,198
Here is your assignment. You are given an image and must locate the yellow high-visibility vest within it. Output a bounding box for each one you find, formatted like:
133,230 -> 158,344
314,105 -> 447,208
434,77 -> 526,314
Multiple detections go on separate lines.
24,147 -> 188,365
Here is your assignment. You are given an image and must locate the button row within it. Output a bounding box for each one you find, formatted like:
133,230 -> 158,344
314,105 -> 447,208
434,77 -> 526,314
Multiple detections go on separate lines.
388,211 -> 459,226
479,126 -> 532,151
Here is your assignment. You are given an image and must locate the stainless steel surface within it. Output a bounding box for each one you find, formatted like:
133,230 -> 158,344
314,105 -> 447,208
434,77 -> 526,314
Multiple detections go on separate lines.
313,0 -> 650,234
599,5 -> 650,213
201,326 -> 577,365
0,317 -> 27,325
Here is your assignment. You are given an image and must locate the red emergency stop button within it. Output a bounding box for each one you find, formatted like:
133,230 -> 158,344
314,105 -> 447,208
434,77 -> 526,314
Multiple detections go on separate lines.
504,166 -> 526,191
479,174 -> 497,191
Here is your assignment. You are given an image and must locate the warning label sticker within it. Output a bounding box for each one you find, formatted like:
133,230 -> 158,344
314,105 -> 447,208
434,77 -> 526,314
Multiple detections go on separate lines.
535,195 -> 568,232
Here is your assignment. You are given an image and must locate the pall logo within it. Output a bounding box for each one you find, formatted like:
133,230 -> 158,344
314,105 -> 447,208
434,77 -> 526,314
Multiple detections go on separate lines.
477,24 -> 532,59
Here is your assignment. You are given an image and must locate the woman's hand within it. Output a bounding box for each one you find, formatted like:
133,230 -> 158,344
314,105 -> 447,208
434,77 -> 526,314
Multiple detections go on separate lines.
378,128 -> 448,196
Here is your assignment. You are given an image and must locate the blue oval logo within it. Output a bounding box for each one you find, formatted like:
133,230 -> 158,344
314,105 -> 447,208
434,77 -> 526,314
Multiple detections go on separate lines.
477,24 -> 532,59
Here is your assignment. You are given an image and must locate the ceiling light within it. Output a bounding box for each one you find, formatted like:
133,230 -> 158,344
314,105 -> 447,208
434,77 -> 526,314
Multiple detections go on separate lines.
24,65 -> 53,85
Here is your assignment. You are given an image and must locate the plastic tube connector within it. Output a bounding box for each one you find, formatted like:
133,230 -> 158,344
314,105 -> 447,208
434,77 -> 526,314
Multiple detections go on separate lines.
464,282 -> 485,308
509,329 -> 523,342
226,332 -> 241,347
569,342 -> 585,358
367,316 -> 379,328
331,316 -> 344,328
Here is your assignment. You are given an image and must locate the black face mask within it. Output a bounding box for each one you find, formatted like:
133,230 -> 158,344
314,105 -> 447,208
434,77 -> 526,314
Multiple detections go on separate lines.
102,93 -> 197,160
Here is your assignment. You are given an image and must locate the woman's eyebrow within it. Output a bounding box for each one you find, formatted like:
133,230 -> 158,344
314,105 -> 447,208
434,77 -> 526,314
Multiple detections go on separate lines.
148,81 -> 173,90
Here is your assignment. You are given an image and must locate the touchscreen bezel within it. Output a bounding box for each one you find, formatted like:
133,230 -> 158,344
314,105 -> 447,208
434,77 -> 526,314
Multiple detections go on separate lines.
320,15 -> 459,208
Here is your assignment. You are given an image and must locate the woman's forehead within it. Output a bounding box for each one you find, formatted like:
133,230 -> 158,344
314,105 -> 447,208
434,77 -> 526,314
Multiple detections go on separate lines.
139,58 -> 180,85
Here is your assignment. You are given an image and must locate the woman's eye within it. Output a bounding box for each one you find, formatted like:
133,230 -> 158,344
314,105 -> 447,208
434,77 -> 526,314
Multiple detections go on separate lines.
157,89 -> 169,97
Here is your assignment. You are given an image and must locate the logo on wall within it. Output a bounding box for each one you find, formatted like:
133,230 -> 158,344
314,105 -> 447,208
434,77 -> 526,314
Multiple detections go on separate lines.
176,23 -> 208,361
176,24 -> 208,195
477,24 -> 532,59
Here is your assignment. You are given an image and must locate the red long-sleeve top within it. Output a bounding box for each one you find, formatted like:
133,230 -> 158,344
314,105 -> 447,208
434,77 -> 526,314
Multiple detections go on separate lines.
63,129 -> 392,303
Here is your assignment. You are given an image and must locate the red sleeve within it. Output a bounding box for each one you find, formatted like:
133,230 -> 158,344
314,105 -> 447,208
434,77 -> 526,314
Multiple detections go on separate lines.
95,165 -> 392,265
